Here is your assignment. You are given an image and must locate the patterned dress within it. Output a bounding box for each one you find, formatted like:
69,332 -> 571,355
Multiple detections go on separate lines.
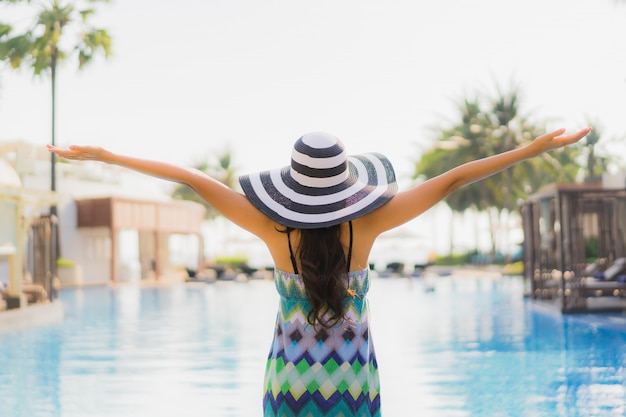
263,268 -> 381,417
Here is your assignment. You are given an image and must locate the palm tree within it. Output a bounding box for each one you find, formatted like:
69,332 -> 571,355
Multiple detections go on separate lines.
172,147 -> 238,220
578,121 -> 625,183
414,85 -> 582,256
415,98 -> 496,254
0,0 -> 112,214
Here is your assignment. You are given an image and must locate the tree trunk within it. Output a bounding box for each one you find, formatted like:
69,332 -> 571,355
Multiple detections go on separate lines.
488,208 -> 498,258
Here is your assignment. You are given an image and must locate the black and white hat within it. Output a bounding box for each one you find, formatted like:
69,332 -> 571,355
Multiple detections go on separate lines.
238,132 -> 397,229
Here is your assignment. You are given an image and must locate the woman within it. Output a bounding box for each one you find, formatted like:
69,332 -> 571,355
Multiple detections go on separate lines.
48,127 -> 591,416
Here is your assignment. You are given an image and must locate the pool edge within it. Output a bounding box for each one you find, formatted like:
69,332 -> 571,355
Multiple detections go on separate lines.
0,300 -> 64,334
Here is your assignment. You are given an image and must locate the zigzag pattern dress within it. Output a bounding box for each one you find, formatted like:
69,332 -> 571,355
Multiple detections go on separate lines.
263,227 -> 381,416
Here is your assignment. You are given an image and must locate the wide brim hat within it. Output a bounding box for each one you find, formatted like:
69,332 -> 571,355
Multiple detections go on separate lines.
238,132 -> 398,229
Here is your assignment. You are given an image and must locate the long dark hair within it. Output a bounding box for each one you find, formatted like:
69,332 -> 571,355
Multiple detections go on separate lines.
282,224 -> 350,328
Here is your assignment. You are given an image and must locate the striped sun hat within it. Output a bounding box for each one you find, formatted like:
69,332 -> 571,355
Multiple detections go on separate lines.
238,132 -> 398,229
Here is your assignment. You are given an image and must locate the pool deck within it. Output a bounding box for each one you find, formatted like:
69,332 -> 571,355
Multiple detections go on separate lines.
0,300 -> 64,335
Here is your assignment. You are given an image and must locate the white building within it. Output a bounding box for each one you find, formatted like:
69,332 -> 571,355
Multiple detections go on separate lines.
0,141 -> 205,289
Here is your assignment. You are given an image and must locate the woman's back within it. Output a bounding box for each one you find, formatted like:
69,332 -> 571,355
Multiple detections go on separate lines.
265,267 -> 381,417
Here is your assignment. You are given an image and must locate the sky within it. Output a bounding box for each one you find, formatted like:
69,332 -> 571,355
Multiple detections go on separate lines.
1,0 -> 625,181
1,0 -> 626,260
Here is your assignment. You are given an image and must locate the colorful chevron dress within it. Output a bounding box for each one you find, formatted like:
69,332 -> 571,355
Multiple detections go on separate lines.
263,267 -> 381,416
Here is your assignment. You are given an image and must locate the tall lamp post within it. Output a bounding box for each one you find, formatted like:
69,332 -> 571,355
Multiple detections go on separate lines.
50,50 -> 58,216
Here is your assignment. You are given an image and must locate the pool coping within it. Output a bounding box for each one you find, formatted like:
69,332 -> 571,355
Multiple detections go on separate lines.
0,300 -> 64,334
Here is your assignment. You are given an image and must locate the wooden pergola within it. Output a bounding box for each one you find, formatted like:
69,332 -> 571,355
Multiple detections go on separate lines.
521,184 -> 626,312
0,186 -> 59,305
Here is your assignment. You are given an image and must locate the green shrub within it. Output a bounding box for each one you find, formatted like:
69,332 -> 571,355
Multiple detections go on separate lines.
503,261 -> 524,275
434,253 -> 469,266
56,257 -> 76,268
214,256 -> 249,269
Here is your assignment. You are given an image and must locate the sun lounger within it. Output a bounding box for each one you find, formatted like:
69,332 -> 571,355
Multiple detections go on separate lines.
576,258 -> 626,297
592,257 -> 626,281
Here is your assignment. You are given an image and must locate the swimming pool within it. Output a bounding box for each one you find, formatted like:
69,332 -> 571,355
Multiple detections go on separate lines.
1,275 -> 625,417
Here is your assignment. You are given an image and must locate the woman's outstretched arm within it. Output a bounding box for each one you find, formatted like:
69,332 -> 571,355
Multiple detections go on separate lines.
365,127 -> 592,233
46,145 -> 274,236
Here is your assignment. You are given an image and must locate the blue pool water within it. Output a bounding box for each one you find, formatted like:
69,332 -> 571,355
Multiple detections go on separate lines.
1,275 -> 626,417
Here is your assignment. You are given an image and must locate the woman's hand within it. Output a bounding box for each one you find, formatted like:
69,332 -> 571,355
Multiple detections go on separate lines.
47,144 -> 112,162
527,127 -> 592,155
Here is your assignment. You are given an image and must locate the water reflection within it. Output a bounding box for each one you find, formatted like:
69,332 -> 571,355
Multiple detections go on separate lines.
369,277 -> 626,417
0,276 -> 625,417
